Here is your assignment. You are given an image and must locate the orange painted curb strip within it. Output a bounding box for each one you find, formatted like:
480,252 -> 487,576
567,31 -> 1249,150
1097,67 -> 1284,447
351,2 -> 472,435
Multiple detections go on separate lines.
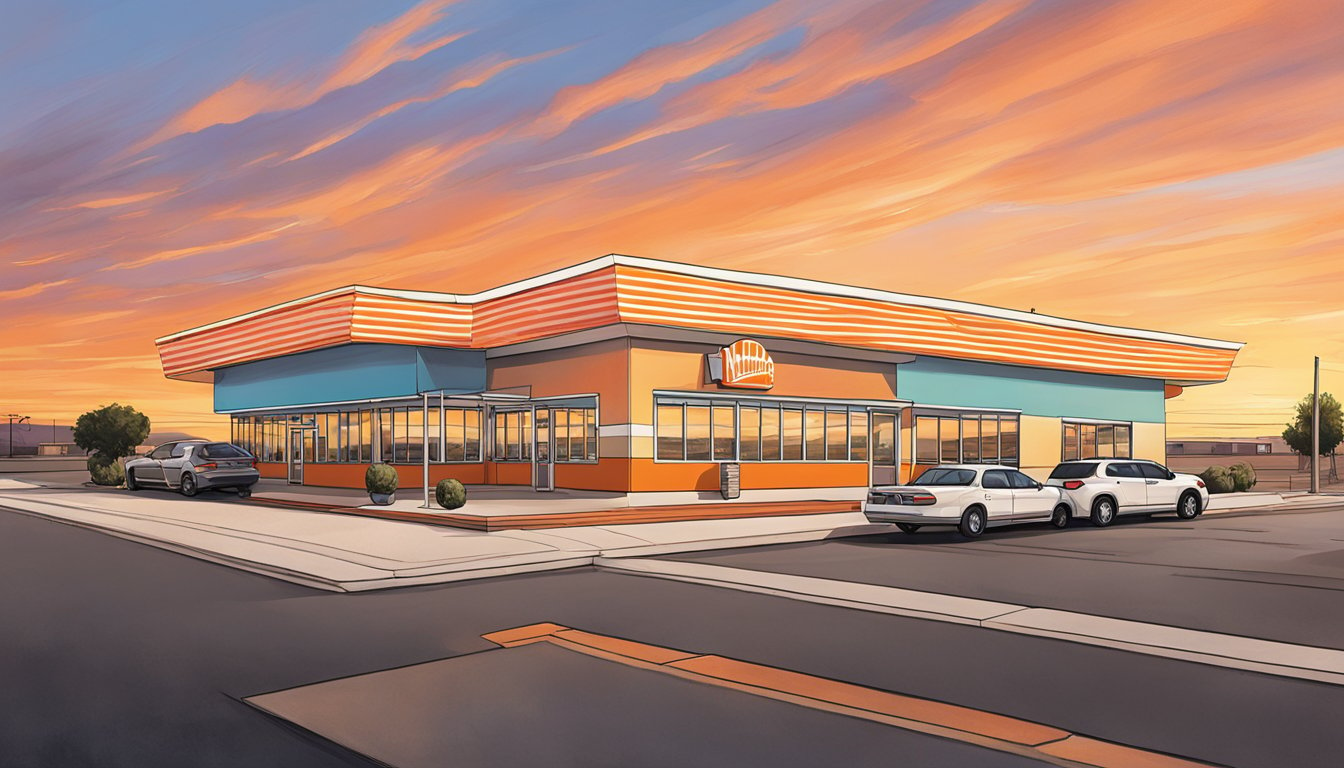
481,623 -> 1221,768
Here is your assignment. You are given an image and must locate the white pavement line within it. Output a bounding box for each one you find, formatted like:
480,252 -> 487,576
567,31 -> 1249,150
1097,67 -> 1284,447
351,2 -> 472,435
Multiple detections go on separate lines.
596,557 -> 1344,686
594,556 -> 1029,626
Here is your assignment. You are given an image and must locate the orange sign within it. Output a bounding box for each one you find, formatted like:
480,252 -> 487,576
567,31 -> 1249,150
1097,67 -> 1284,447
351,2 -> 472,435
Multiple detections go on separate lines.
713,339 -> 775,390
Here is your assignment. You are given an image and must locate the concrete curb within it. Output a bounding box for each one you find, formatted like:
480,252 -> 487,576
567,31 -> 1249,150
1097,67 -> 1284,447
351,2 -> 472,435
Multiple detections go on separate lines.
595,558 -> 1344,686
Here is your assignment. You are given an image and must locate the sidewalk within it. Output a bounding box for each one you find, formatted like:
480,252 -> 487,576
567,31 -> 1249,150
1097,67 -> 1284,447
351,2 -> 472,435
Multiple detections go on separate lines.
0,487 -> 883,591
596,558 -> 1344,686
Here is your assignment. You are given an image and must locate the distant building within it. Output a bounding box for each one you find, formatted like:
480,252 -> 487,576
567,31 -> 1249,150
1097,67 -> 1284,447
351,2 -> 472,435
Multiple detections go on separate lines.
36,442 -> 82,456
1166,436 -> 1289,457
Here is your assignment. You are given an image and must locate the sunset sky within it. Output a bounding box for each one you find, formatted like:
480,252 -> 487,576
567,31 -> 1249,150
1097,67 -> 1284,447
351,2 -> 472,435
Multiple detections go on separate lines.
3,0 -> 1342,439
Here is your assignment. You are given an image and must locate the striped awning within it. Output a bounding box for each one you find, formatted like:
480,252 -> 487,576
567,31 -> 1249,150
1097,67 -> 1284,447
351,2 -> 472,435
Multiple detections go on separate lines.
156,255 -> 1242,385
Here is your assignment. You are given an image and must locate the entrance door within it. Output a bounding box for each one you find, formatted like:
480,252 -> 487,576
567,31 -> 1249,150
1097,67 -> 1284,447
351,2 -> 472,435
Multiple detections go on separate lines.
869,411 -> 899,486
288,429 -> 304,484
533,407 -> 554,492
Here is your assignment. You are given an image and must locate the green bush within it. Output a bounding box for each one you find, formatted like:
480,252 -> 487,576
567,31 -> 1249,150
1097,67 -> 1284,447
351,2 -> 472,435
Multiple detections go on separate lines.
365,463 -> 399,495
1228,462 -> 1257,492
1198,465 -> 1235,494
88,455 -> 125,486
435,478 -> 467,509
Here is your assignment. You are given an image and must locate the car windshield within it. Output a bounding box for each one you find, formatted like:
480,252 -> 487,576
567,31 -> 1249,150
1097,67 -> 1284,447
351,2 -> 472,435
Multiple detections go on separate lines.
200,443 -> 248,459
913,468 -> 976,486
1049,463 -> 1097,479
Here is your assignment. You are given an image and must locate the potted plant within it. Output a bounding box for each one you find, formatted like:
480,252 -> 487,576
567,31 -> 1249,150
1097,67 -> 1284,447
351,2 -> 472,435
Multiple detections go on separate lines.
365,463 -> 399,505
435,478 -> 467,510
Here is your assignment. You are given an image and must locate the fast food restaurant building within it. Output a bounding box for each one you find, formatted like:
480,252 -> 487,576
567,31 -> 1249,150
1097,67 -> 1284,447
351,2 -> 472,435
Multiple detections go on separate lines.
155,255 -> 1242,502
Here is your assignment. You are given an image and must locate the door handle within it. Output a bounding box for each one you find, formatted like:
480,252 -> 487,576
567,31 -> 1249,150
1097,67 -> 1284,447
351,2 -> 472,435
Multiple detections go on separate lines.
1145,480 -> 1158,485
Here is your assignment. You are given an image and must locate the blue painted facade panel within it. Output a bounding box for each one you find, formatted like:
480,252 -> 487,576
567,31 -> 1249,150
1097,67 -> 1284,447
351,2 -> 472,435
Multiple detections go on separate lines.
897,356 -> 1166,423
213,344 -> 486,412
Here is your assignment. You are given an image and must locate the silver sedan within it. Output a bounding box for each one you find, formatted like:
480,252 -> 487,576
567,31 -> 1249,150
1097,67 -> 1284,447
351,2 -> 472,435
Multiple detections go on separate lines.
125,440 -> 260,497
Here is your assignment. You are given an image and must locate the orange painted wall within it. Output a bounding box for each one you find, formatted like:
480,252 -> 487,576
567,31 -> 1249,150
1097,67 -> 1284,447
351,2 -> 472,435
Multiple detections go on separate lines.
486,461 -> 533,486
487,337 -> 630,423
627,339 -> 897,423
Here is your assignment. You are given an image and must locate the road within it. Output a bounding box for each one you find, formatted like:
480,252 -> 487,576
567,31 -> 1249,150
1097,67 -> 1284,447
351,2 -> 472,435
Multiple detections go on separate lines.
3,505 -> 1343,767
672,506 -> 1344,648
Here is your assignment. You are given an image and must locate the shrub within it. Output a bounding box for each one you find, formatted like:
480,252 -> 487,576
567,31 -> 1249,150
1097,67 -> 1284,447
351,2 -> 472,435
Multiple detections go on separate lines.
88,455 -> 125,487
365,463 -> 399,495
1198,465 -> 1235,494
73,404 -> 150,461
435,478 -> 467,509
1228,462 -> 1257,492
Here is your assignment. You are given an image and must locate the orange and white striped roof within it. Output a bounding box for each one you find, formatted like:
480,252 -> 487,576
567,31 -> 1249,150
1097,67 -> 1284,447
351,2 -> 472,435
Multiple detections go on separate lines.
156,255 -> 1242,384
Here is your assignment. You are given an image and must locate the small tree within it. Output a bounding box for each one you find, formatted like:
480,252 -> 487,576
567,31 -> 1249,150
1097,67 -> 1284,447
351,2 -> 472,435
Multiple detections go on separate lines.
1282,392 -> 1342,479
73,404 -> 151,463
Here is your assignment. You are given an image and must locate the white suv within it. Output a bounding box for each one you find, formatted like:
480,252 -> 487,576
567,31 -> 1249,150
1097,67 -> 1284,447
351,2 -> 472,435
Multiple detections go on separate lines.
1046,459 -> 1209,526
863,464 -> 1071,538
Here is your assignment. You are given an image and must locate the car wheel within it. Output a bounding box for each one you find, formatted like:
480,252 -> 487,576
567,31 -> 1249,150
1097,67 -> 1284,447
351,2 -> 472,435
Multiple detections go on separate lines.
125,470 -> 139,491
1090,496 -> 1116,527
958,507 -> 986,538
238,486 -> 252,499
1176,491 -> 1201,520
1050,504 -> 1070,529
895,523 -> 921,534
180,473 -> 198,497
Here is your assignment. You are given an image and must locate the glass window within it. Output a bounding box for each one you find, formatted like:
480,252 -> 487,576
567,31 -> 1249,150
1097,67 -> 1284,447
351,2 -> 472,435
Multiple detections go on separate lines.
1105,463 -> 1141,478
1049,463 -> 1097,479
1009,470 -> 1037,489
849,410 -> 868,462
961,416 -> 980,463
1097,424 -> 1115,458
739,405 -> 761,462
1138,462 -> 1170,480
406,408 -> 425,463
761,406 -> 781,461
712,405 -> 736,460
1063,423 -> 1079,462
825,410 -> 847,461
781,408 -> 803,460
1114,424 -> 1131,459
981,416 -> 999,464
805,409 -> 825,461
686,405 -> 712,461
872,413 -> 897,466
444,409 -> 464,461
939,418 -> 960,463
914,467 -> 976,485
358,410 -> 373,463
553,408 -> 570,462
465,410 -> 481,461
982,470 -> 1010,488
1079,423 -> 1097,460
426,407 -> 440,462
1000,417 -> 1019,464
585,409 -> 597,461
915,416 -> 938,463
657,404 -> 684,460
380,409 -> 394,462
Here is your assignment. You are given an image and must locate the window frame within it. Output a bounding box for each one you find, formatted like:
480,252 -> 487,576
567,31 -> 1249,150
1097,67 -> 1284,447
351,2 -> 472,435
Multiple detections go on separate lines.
652,395 -> 881,464
1062,419 -> 1134,462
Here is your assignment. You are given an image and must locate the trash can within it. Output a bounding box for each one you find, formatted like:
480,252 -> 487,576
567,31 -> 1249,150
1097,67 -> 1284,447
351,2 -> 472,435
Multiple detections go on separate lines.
719,462 -> 741,500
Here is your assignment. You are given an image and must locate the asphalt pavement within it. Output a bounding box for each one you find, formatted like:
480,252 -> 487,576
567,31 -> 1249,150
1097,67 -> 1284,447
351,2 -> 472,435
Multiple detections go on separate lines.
3,509 -> 1343,767
669,507 -> 1344,649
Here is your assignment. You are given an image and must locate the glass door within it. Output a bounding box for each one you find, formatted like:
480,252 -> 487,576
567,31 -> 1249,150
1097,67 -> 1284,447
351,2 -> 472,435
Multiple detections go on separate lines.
869,411 -> 899,486
533,407 -> 553,492
287,429 -> 304,484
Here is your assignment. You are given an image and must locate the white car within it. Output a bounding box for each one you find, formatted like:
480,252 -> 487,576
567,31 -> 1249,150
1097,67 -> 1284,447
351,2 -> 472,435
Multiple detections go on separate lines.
1045,459 -> 1209,526
863,464 -> 1070,538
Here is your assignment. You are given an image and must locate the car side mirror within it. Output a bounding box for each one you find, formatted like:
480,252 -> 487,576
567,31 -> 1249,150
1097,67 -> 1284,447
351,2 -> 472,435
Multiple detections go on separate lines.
1035,482 -> 1044,490
1168,471 -> 1176,480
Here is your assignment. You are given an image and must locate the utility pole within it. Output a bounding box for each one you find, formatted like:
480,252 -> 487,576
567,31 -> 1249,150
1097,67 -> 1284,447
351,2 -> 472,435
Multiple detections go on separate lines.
1311,357 -> 1320,494
6,414 -> 30,458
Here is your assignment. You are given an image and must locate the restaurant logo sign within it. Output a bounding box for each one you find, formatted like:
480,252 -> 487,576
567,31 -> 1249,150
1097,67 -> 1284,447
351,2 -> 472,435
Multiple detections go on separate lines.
707,339 -> 775,390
